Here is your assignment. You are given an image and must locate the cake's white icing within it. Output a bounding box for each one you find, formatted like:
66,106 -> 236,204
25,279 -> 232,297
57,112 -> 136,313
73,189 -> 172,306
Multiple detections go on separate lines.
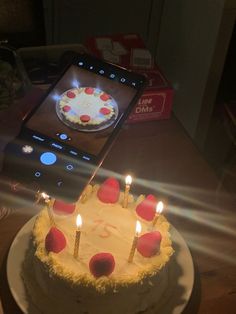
58,87 -> 116,126
22,185 -> 174,314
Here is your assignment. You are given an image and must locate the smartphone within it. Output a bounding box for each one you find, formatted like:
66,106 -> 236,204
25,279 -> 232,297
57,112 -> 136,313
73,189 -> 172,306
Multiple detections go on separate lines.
2,53 -> 146,202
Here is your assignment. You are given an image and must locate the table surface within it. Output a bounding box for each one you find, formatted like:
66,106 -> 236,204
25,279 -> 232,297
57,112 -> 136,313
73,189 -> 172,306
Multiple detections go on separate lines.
0,115 -> 236,314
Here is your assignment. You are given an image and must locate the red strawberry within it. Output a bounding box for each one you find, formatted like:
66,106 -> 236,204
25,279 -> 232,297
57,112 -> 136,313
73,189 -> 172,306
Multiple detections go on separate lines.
89,252 -> 115,278
45,227 -> 67,253
85,87 -> 94,95
63,105 -> 71,112
67,91 -> 76,98
100,93 -> 110,101
100,107 -> 111,115
136,194 -> 157,221
97,177 -> 120,203
53,199 -> 76,215
137,231 -> 162,257
80,114 -> 91,122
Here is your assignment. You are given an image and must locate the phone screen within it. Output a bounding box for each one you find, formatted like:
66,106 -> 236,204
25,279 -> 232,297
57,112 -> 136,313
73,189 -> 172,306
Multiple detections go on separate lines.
25,63 -> 137,157
2,55 -> 146,201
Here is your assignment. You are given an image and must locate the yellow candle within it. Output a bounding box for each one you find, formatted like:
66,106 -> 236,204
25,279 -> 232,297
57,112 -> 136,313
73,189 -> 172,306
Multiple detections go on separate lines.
35,190 -> 42,204
152,201 -> 164,228
128,220 -> 142,263
123,175 -> 132,208
74,214 -> 82,259
41,192 -> 55,226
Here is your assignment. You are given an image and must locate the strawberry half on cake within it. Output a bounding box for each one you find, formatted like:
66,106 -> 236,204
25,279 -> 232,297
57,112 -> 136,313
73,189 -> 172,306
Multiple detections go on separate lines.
56,87 -> 118,131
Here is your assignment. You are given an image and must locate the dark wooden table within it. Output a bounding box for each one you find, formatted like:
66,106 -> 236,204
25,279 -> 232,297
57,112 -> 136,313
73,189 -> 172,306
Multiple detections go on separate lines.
0,116 -> 236,314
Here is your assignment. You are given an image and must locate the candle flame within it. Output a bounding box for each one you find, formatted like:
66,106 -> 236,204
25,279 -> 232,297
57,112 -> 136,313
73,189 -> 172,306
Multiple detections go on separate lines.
125,175 -> 132,185
136,220 -> 142,235
41,192 -> 50,201
76,214 -> 82,228
156,201 -> 164,214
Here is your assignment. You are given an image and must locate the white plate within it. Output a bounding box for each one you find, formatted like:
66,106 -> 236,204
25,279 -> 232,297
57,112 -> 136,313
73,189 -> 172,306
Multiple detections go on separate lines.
7,217 -> 194,314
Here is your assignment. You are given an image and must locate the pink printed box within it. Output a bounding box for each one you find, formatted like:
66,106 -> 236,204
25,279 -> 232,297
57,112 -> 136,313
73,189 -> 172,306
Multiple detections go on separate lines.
86,33 -> 174,123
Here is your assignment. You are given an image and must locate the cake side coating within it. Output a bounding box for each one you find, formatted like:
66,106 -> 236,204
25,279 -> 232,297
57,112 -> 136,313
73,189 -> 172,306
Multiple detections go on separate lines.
23,245 -> 170,314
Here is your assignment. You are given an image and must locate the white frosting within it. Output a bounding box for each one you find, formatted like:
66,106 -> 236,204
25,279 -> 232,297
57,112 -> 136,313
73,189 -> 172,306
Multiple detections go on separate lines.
59,88 -> 115,125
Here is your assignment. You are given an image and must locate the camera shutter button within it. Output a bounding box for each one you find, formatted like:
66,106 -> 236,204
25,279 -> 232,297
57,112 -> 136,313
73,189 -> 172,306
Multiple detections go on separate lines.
40,152 -> 57,165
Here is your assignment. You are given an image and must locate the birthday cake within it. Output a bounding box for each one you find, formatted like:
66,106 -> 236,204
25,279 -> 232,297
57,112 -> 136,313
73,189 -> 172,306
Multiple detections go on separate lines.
22,178 -> 174,314
56,87 -> 118,131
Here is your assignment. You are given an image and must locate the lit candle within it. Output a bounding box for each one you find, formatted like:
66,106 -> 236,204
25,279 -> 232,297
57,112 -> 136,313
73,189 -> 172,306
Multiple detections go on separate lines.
35,190 -> 42,204
152,201 -> 164,228
128,220 -> 142,263
123,175 -> 132,208
41,192 -> 55,226
73,214 -> 82,259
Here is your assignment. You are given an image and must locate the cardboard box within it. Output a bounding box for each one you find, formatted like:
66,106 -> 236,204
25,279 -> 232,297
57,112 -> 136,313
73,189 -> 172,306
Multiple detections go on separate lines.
86,34 -> 173,123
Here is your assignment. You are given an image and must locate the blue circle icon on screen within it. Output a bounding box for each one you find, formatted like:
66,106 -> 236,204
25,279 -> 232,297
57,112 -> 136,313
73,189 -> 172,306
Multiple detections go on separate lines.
40,152 -> 57,165
59,133 -> 68,140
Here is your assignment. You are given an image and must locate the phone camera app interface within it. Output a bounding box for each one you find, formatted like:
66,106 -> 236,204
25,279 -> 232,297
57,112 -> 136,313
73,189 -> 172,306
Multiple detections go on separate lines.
26,64 -> 137,157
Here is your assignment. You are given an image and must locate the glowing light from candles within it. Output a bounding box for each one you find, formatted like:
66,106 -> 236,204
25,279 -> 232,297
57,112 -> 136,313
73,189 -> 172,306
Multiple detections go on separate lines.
74,214 -> 82,259
156,201 -> 164,214
123,175 -> 132,208
136,220 -> 142,235
41,192 -> 49,200
152,201 -> 164,228
41,192 -> 55,226
76,214 -> 82,229
125,175 -> 132,185
128,220 -> 142,263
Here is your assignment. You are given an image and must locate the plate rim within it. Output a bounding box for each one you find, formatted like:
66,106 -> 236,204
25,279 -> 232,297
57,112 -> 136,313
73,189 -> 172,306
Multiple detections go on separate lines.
6,216 -> 194,314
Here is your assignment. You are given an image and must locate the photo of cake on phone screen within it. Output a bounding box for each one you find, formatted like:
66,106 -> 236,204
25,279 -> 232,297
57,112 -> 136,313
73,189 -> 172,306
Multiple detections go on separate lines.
56,86 -> 118,132
26,64 -> 136,156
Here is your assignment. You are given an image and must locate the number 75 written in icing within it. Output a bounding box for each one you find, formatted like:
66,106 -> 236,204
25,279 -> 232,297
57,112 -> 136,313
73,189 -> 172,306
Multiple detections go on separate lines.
91,219 -> 117,238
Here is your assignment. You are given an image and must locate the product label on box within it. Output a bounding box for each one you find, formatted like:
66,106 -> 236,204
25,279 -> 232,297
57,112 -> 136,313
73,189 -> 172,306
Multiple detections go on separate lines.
128,92 -> 170,123
137,93 -> 166,114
